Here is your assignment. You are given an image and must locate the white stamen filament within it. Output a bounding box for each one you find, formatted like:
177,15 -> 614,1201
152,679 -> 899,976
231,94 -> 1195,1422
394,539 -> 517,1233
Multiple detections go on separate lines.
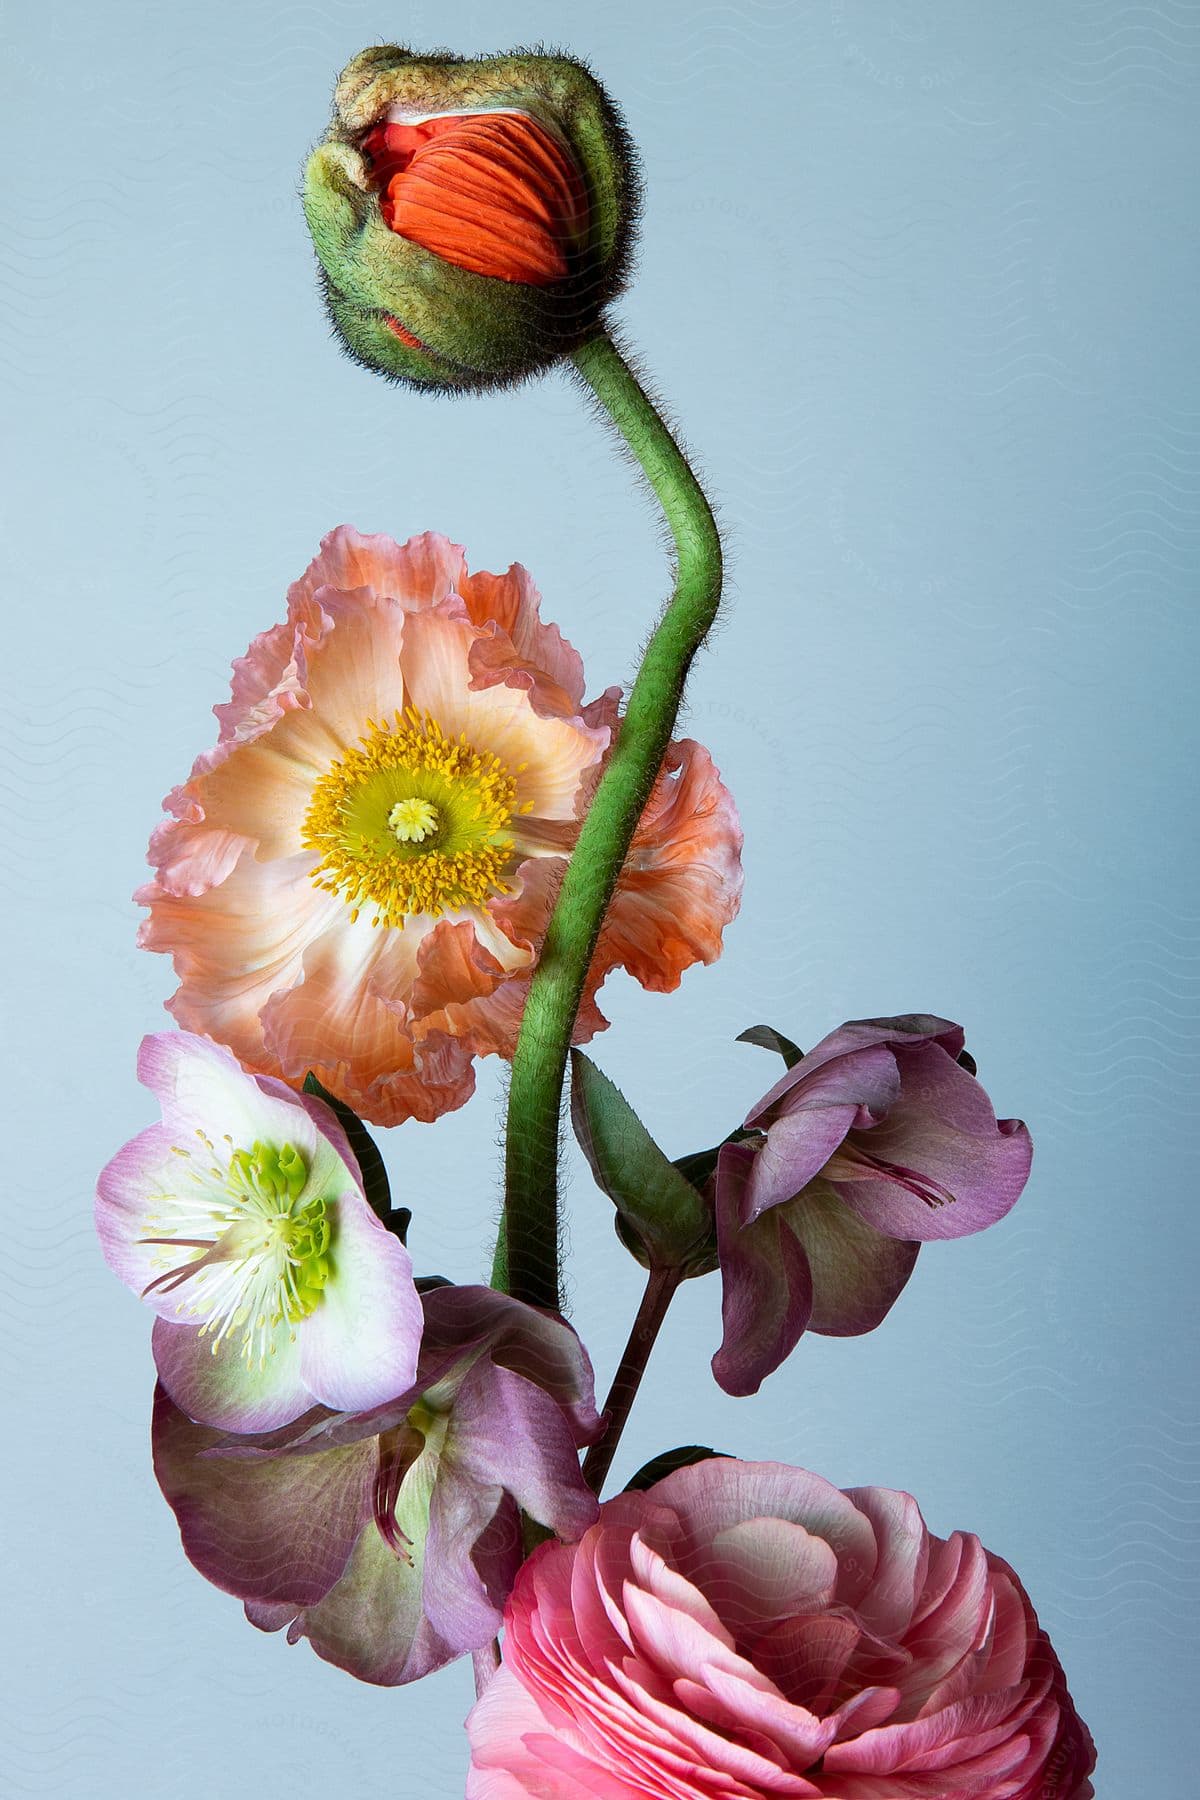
140,1144 -> 328,1367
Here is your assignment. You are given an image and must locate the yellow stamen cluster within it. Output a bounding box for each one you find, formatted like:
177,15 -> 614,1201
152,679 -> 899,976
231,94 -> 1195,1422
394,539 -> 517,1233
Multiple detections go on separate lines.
302,710 -> 521,927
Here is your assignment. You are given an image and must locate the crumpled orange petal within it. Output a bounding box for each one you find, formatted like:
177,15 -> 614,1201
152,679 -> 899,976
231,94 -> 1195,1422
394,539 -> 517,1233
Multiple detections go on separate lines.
363,113 -> 588,285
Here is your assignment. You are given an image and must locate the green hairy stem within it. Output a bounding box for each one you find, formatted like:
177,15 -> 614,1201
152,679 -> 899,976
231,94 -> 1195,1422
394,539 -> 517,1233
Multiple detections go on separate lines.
497,331 -> 724,1311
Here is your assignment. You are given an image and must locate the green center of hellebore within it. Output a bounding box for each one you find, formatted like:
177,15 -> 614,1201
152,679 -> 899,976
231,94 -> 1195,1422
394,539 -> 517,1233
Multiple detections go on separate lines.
140,1138 -> 335,1365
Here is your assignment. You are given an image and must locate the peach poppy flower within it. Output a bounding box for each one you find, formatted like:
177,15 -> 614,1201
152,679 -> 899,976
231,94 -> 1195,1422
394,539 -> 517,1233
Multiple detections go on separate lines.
139,528 -> 742,1127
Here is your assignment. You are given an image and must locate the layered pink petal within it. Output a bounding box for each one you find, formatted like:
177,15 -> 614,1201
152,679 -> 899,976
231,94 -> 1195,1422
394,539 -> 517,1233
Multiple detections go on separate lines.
467,1462 -> 1094,1800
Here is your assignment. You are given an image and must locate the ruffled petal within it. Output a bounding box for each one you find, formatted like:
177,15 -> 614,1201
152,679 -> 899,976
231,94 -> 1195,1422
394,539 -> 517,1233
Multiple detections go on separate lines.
258,910 -> 476,1126
461,560 -> 587,718
591,737 -> 743,996
286,525 -> 467,617
139,849 -> 338,1066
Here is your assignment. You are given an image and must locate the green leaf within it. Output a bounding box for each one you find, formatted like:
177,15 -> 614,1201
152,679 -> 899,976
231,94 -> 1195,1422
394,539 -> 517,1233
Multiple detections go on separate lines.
737,1024 -> 805,1068
624,1446 -> 729,1493
302,1072 -> 401,1237
570,1051 -> 716,1276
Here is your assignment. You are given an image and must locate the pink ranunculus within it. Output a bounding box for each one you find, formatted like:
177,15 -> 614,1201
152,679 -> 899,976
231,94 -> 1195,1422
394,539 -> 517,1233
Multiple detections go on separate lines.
137,527 -> 742,1127
714,1016 -> 1033,1396
466,1458 -> 1095,1800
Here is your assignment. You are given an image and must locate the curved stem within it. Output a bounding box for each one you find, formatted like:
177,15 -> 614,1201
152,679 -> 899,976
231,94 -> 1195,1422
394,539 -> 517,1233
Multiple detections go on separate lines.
582,1266 -> 681,1496
498,331 -> 724,1310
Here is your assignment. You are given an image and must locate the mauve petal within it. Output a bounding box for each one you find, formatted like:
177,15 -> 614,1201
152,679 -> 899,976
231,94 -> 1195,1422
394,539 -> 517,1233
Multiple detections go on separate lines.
713,1141 -> 814,1398
422,1460 -> 520,1651
295,1499 -> 455,1686
152,1314 -> 310,1433
152,1384 -> 372,1606
745,1031 -> 913,1131
447,1360 -> 599,1541
298,1194 -> 422,1412
833,1043 -> 1033,1243
785,1179 -> 920,1337
743,1099 -> 862,1221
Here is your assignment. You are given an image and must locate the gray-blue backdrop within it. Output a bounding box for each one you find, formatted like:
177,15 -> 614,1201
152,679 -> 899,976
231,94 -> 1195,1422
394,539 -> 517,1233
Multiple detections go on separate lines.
5,1 -> 1197,1793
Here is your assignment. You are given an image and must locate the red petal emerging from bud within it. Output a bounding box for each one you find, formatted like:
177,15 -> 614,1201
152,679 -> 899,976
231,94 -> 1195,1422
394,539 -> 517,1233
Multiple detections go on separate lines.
363,113 -> 588,285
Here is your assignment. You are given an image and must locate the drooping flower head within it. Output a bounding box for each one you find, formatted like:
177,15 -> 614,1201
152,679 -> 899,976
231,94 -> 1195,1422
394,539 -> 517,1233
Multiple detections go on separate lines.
467,1458 -> 1096,1799
138,528 -> 741,1126
96,1032 -> 422,1431
714,1017 -> 1033,1395
153,1285 -> 602,1686
305,47 -> 638,390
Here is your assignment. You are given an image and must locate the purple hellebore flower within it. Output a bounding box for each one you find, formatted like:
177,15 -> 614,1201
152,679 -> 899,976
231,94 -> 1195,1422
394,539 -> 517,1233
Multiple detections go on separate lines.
95,1032 -> 423,1432
713,1016 -> 1033,1396
152,1283 -> 602,1686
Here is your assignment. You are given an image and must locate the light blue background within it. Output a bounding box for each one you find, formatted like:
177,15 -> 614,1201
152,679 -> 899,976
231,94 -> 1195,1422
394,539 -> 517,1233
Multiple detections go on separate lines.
4,1 -> 1197,1793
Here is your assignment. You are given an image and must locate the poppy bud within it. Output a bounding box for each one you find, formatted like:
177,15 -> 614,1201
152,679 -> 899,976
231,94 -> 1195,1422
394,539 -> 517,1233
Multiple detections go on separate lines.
303,46 -> 638,392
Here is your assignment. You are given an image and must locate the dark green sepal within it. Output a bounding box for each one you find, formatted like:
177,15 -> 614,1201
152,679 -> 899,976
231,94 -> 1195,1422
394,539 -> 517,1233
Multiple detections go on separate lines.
624,1445 -> 730,1493
302,1071 -> 401,1237
570,1051 -> 716,1277
736,1024 -> 805,1068
672,1126 -> 762,1196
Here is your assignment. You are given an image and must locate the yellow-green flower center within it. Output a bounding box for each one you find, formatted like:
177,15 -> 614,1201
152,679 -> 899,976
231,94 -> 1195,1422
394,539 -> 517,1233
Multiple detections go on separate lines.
301,710 -> 527,926
140,1138 -> 334,1366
